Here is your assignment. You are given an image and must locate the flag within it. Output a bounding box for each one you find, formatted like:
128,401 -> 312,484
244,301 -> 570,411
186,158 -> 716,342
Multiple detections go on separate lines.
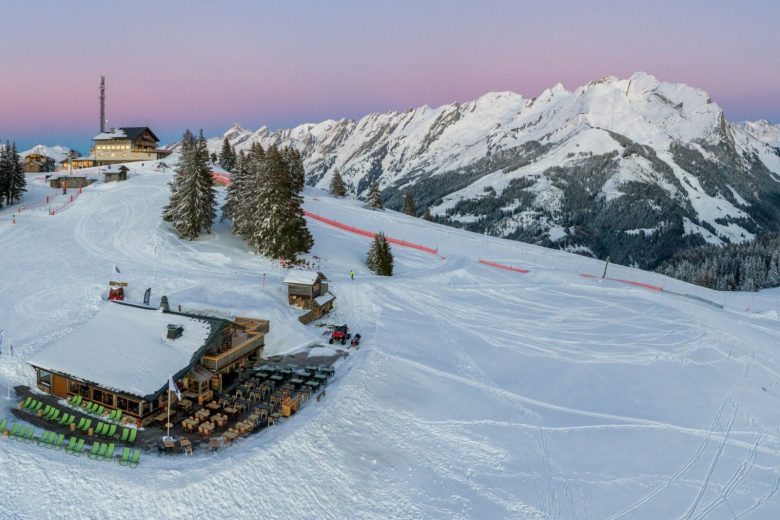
114,265 -> 121,274
0,329 -> 4,356
168,375 -> 182,401
143,288 -> 151,306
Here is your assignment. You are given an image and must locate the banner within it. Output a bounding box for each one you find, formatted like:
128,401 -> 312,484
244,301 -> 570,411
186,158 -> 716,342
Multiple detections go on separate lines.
143,288 -> 151,306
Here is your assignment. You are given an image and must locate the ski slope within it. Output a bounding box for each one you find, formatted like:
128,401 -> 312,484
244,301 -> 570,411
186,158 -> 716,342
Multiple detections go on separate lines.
1,164 -> 780,519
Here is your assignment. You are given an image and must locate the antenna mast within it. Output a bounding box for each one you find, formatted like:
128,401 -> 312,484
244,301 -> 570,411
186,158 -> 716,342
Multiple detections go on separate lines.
99,76 -> 106,133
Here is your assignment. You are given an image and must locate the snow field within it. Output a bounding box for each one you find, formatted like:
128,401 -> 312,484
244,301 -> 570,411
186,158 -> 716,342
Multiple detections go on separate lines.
1,166 -> 780,518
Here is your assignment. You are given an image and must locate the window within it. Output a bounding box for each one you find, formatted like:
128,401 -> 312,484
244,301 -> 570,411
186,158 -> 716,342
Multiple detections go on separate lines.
116,396 -> 141,415
69,379 -> 90,397
37,369 -> 52,389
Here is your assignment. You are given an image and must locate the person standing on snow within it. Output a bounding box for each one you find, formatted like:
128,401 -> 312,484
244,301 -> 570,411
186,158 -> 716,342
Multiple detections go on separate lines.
349,270 -> 355,280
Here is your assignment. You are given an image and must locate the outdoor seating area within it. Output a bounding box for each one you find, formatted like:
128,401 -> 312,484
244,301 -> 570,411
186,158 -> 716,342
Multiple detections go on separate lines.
1,415 -> 142,467
154,363 -> 336,455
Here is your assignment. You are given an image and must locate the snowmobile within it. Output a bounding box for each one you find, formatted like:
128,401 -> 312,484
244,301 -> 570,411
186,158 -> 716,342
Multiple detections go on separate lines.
329,325 -> 351,345
107,281 -> 127,301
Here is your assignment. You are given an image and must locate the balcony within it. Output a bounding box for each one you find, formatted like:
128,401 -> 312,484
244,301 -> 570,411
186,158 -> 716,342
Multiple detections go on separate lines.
200,332 -> 264,371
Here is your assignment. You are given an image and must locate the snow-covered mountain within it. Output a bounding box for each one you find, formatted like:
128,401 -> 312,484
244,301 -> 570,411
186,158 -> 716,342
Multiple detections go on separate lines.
20,144 -> 74,163
206,72 -> 780,268
737,119 -> 780,148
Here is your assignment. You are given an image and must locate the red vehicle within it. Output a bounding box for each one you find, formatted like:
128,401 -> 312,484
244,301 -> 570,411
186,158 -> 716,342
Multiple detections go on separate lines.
329,325 -> 351,345
108,286 -> 125,301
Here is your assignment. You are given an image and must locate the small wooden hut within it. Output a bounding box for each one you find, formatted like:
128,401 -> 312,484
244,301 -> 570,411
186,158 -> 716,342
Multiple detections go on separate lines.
103,165 -> 129,182
283,270 -> 336,324
49,175 -> 95,189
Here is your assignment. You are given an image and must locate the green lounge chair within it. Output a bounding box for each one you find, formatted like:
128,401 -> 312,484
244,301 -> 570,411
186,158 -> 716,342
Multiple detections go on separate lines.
96,405 -> 104,416
42,405 -> 52,417
37,431 -> 52,446
53,433 -> 65,449
14,425 -> 27,441
103,443 -> 115,461
119,428 -> 129,442
118,447 -> 131,465
73,395 -> 83,406
128,449 -> 141,468
58,413 -> 69,425
83,402 -> 94,413
32,401 -> 43,413
76,418 -> 86,430
64,437 -> 76,453
74,438 -> 85,456
65,414 -> 75,425
107,424 -> 116,437
0,418 -> 7,433
48,409 -> 60,421
24,399 -> 36,410
96,443 -> 108,460
67,395 -> 76,405
95,423 -> 105,435
9,423 -> 20,438
127,428 -> 137,443
80,419 -> 91,432
88,442 -> 101,459
22,397 -> 31,409
19,426 -> 31,443
26,427 -> 36,443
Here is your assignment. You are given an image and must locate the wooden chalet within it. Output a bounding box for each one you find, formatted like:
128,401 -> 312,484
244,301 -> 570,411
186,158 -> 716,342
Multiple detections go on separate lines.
92,127 -> 172,166
27,301 -> 269,425
23,153 -> 55,173
103,165 -> 129,182
284,270 -> 336,324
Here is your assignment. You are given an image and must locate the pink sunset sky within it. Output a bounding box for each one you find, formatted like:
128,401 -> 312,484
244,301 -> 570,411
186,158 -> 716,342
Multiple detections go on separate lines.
0,0 -> 778,151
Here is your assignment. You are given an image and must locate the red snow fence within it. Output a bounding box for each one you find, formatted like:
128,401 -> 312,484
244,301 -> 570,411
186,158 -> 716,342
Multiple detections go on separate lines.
49,190 -> 82,215
303,211 -> 439,256
478,259 -> 529,273
579,273 -> 663,292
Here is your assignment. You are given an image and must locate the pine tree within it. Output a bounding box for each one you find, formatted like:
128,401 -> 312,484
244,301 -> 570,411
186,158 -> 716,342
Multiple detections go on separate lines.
367,232 -> 393,276
402,192 -> 416,216
423,208 -> 433,221
218,136 -> 236,171
8,142 -> 26,205
329,168 -> 347,197
162,130 -> 216,239
0,141 -> 10,209
365,180 -> 383,210
242,146 -> 313,260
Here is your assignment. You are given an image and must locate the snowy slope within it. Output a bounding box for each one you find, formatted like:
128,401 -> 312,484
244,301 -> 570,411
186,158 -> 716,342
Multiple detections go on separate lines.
738,120 -> 780,148
2,164 -> 780,518
200,72 -> 780,269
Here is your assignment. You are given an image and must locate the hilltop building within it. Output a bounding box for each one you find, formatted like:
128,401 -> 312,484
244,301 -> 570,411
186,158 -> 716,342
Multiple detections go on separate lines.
23,153 -> 55,173
91,127 -> 171,166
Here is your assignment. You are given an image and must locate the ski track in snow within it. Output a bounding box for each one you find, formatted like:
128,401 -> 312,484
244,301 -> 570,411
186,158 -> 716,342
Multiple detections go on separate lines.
2,169 -> 780,519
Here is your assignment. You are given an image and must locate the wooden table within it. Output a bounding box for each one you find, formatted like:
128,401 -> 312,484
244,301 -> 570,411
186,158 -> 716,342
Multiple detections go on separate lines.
163,438 -> 175,454
154,412 -> 168,424
180,438 -> 193,456
223,407 -> 238,419
212,414 -> 227,428
198,422 -> 215,438
223,431 -> 238,444
194,409 -> 211,421
313,373 -> 328,382
182,418 -> 199,432
178,398 -> 193,411
206,401 -> 221,411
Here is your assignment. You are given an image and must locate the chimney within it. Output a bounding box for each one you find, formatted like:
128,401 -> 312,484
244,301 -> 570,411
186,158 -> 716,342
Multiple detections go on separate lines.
167,324 -> 184,340
159,295 -> 170,312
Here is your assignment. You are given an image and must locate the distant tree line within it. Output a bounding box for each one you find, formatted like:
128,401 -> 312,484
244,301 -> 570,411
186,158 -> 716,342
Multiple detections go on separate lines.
0,141 -> 26,207
656,233 -> 780,291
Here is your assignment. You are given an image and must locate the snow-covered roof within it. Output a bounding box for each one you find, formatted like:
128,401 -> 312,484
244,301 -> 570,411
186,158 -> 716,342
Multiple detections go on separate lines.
93,127 -> 159,142
28,302 -> 215,399
283,270 -> 325,285
93,130 -> 128,140
314,292 -> 336,306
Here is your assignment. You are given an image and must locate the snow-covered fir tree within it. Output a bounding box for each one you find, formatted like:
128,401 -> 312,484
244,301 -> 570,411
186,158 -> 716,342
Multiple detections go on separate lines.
329,168 -> 347,197
230,145 -> 313,260
0,141 -> 24,207
365,180 -> 383,210
218,136 -> 236,171
423,208 -> 433,221
402,192 -> 416,216
367,232 -> 393,276
162,130 -> 217,239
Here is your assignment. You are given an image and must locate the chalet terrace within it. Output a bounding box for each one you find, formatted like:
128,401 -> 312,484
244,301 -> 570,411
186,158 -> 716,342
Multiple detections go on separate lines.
27,301 -> 268,425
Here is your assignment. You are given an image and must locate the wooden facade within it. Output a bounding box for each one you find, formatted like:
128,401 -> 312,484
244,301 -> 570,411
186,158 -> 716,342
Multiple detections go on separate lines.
104,165 -> 129,182
23,153 -> 55,173
29,307 -> 269,425
58,157 -> 96,170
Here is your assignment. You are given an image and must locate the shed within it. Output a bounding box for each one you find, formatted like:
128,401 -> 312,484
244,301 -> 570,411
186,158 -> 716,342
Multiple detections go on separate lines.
49,176 -> 95,189
104,165 -> 129,182
283,270 -> 335,323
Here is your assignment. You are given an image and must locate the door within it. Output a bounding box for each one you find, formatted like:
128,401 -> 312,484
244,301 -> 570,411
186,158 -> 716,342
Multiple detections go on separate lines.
51,374 -> 68,398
